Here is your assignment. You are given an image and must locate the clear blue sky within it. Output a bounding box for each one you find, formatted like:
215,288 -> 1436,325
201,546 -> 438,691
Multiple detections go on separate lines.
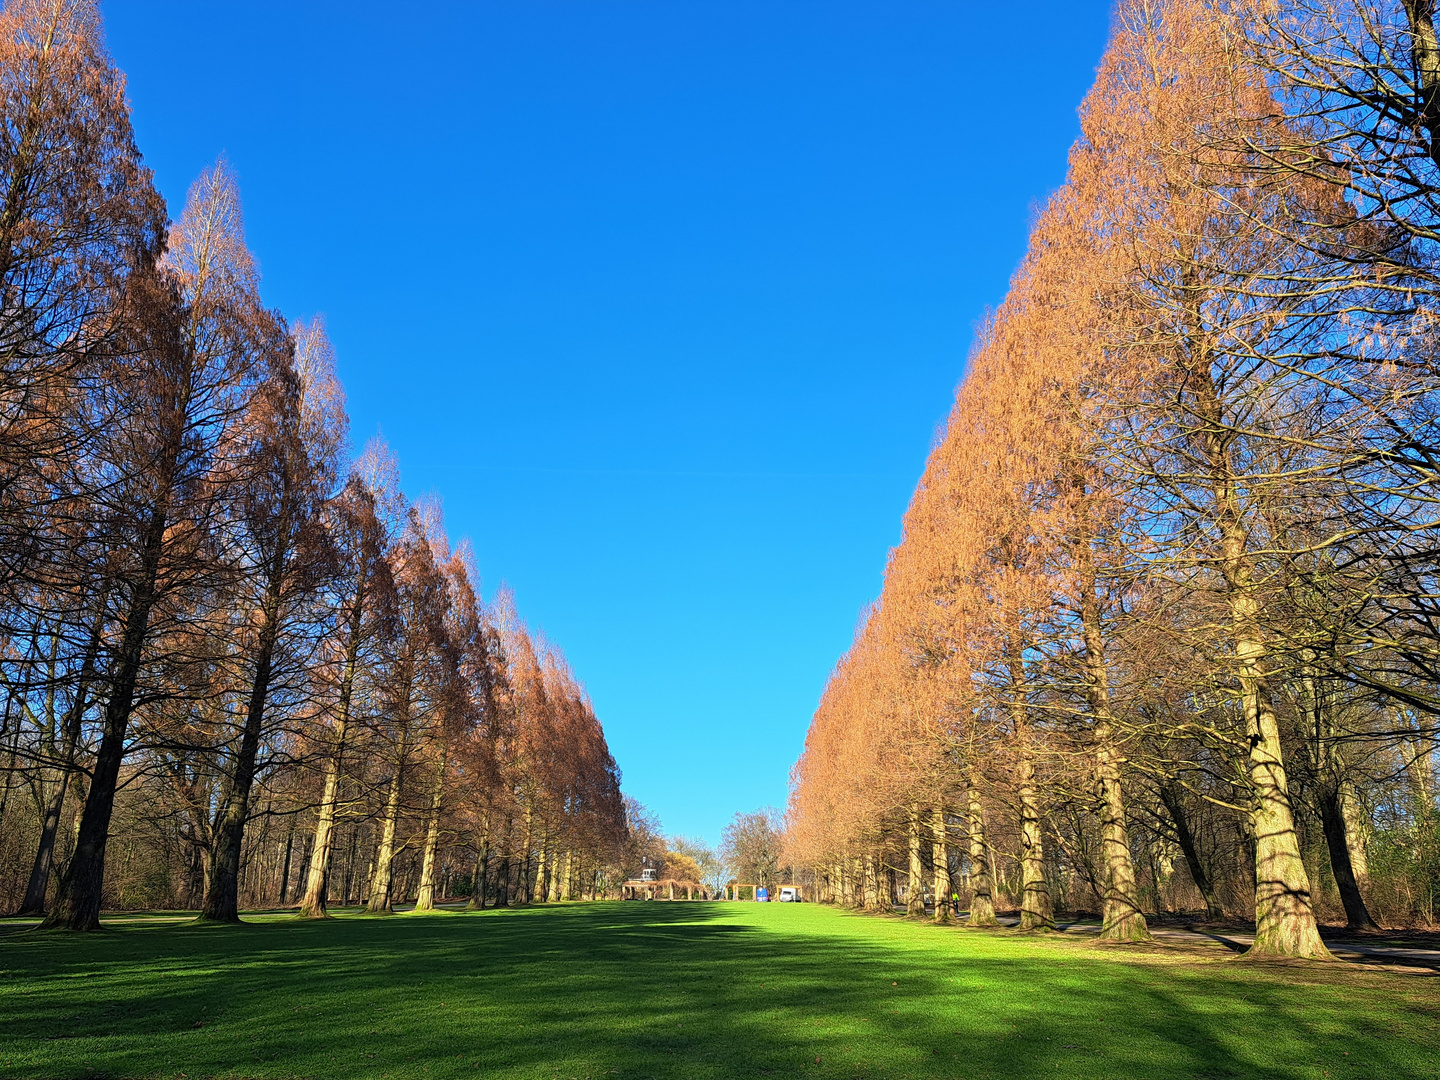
105,0 -> 1114,846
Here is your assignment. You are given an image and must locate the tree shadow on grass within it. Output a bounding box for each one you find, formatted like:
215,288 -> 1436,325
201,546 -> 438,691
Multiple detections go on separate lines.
0,902 -> 1435,1080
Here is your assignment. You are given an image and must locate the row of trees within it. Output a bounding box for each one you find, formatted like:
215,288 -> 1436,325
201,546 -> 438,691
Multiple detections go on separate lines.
787,0 -> 1440,956
0,0 -> 632,929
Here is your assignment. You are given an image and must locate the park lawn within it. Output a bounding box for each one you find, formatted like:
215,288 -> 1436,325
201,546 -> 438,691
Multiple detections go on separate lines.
0,902 -> 1436,1080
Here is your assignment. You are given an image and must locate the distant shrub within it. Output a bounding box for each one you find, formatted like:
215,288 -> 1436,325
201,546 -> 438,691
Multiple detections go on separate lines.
1366,819 -> 1440,928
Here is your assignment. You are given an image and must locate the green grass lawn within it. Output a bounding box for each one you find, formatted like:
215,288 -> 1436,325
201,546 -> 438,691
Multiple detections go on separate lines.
0,901 -> 1436,1080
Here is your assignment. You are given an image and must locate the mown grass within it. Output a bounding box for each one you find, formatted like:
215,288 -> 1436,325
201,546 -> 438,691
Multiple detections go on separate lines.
0,901 -> 1436,1079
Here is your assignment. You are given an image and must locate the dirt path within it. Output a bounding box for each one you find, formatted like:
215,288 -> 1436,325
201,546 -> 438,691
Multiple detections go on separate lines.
1023,916 -> 1440,967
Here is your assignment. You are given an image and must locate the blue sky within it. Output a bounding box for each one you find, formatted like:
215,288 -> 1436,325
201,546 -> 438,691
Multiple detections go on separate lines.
105,0 -> 1115,846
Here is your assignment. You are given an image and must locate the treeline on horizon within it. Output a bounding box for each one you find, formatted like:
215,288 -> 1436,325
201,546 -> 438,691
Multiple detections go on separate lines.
0,0 -> 637,930
788,0 -> 1440,957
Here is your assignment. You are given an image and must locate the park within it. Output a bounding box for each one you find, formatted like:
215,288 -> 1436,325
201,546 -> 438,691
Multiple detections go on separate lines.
6,0 -> 1440,1077
3,901 -> 1438,1079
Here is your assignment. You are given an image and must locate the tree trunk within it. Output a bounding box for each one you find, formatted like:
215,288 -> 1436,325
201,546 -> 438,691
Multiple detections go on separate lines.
298,752 -> 343,917
367,756 -> 405,914
42,505 -> 170,931
518,803 -> 535,904
200,557 -> 287,923
276,815 -> 296,905
1157,782 -> 1224,920
1005,639 -> 1054,932
863,856 -> 881,911
1240,658 -> 1328,955
1191,357 -> 1328,959
413,749 -> 447,912
906,805 -> 926,915
1407,737 -> 1434,820
1017,750 -> 1054,930
547,849 -> 562,902
931,806 -> 952,923
19,763 -> 71,918
299,573 -> 366,918
536,833 -> 551,903
1093,741 -> 1147,940
469,827 -> 492,910
366,665 -> 414,915
496,855 -> 511,907
1074,535 -> 1149,942
1340,782 -> 1369,880
1317,782 -> 1379,931
966,784 -> 998,926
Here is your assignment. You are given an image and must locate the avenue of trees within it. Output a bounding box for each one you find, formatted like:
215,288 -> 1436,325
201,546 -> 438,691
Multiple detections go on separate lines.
787,0 -> 1440,956
0,0 -> 633,929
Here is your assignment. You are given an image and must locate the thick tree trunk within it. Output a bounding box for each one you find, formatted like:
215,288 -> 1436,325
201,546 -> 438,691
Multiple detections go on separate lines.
1157,782 -> 1224,920
932,806 -> 952,922
19,767 -> 72,917
863,856 -> 882,911
906,806 -> 926,916
367,766 -> 405,913
413,750 -> 447,912
367,672 -> 414,915
1006,642 -> 1053,932
495,855 -> 511,907
18,709 -> 77,915
201,561 -> 286,923
1017,751 -> 1054,930
1317,782 -> 1379,931
1074,540 -> 1149,942
299,574 -> 365,918
42,507 -> 169,931
1407,737 -> 1434,819
1238,639 -> 1327,956
547,849 -> 563,902
1094,742 -> 1147,941
299,756 -> 343,917
1192,356 -> 1328,959
966,784 -> 998,926
468,826 -> 492,910
1340,782 -> 1369,880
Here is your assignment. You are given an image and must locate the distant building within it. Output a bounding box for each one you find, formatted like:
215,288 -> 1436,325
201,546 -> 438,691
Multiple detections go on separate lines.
623,856 -> 708,900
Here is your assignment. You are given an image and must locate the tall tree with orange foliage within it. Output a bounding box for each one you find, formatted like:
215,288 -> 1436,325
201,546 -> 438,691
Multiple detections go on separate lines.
200,314 -> 346,922
0,0 -> 164,598
296,443 -> 397,918
42,160 -> 272,930
365,502 -> 449,914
